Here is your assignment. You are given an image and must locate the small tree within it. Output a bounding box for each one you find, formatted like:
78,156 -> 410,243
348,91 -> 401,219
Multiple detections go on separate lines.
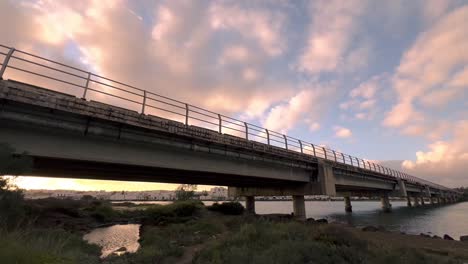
175,184 -> 197,201
0,143 -> 33,229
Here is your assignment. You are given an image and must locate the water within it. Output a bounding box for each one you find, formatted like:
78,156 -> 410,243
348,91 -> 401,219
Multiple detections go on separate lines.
87,200 -> 468,257
249,200 -> 468,239
83,224 -> 140,258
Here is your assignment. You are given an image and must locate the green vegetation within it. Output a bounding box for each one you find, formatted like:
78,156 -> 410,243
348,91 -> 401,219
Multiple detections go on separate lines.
0,228 -> 100,264
194,221 -> 461,264
141,200 -> 204,225
175,184 -> 198,201
207,201 -> 244,215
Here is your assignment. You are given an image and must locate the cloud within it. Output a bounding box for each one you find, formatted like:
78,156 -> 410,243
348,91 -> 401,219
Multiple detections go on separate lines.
339,74 -> 387,121
334,126 -> 352,138
209,2 -> 286,56
402,120 -> 468,187
384,5 -> 468,128
262,84 -> 335,134
297,0 -> 369,74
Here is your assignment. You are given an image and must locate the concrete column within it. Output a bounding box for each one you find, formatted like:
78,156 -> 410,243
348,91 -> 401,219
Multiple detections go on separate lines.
413,196 -> 420,206
245,196 -> 255,215
381,194 -> 392,213
430,197 -> 434,205
437,197 -> 441,204
344,196 -> 352,213
292,195 -> 306,221
406,196 -> 412,207
420,196 -> 425,206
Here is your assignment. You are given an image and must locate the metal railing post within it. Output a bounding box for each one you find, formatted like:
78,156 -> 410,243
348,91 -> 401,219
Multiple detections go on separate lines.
218,114 -> 222,134
283,135 -> 288,150
141,91 -> 147,114
356,157 -> 360,168
311,144 -> 316,156
341,153 -> 346,164
0,48 -> 15,79
332,150 -> 337,162
82,72 -> 91,99
372,163 -> 377,171
323,147 -> 327,159
349,155 -> 353,166
244,122 -> 248,140
265,129 -> 270,145
299,140 -> 303,153
185,104 -> 189,126
367,161 -> 372,170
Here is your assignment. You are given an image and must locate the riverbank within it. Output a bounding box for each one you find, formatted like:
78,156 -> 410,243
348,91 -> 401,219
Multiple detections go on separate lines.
2,199 -> 468,263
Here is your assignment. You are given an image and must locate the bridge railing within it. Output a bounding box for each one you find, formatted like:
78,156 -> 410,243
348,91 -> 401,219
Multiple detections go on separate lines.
0,44 -> 455,193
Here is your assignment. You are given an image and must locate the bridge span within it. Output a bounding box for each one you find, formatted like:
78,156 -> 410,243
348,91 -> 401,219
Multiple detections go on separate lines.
0,44 -> 461,219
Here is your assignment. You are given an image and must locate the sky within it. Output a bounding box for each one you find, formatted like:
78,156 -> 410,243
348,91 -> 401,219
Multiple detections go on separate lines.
1,0 -> 467,190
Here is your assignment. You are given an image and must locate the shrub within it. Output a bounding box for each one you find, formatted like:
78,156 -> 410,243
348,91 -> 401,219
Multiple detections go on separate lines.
207,202 -> 244,215
143,200 -> 203,224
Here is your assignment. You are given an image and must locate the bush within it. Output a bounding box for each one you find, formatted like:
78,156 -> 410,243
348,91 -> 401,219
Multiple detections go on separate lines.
207,202 -> 244,215
143,200 -> 203,224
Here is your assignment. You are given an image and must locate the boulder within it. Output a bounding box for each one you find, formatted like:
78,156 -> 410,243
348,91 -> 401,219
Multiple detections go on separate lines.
443,234 -> 454,240
420,233 -> 431,238
306,218 -> 316,223
316,219 -> 328,224
362,226 -> 379,232
460,235 -> 468,242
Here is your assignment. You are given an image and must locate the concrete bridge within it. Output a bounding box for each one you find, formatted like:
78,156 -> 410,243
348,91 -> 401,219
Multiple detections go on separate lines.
0,44 -> 461,220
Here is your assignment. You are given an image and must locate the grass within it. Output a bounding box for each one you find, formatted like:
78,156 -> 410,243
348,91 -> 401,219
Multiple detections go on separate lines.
0,228 -> 100,264
194,221 -> 463,264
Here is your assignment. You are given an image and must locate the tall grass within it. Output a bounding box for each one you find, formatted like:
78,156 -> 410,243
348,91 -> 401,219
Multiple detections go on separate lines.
0,228 -> 100,264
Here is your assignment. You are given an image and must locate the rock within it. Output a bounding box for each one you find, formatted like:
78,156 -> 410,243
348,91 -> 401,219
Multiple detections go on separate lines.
377,226 -> 387,232
115,247 -> 127,252
316,219 -> 328,224
362,226 -> 379,232
443,234 -> 454,240
432,235 -> 442,239
306,218 -> 315,223
460,235 -> 468,242
420,233 -> 431,238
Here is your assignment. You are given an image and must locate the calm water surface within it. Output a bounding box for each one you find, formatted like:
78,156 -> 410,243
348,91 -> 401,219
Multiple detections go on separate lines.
83,224 -> 140,258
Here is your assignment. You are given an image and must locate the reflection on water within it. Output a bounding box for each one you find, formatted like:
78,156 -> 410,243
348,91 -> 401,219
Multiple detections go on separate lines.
83,224 -> 140,258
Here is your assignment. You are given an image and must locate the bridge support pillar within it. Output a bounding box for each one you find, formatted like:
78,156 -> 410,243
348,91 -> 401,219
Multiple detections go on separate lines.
413,196 -> 420,206
430,197 -> 435,205
344,196 -> 352,213
381,194 -> 392,213
437,197 -> 441,204
406,196 -> 412,207
292,195 -> 306,221
245,196 -> 255,215
420,196 -> 425,206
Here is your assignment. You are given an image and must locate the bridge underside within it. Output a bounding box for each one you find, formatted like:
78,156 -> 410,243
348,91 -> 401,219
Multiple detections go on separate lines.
29,156 -> 305,187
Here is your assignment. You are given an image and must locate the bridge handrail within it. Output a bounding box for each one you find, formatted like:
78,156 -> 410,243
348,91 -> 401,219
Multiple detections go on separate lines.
0,44 -> 457,194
